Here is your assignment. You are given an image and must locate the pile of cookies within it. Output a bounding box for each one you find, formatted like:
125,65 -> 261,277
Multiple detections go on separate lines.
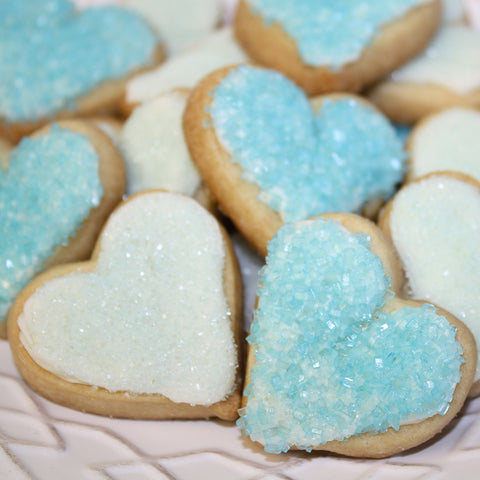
1,0 -> 480,459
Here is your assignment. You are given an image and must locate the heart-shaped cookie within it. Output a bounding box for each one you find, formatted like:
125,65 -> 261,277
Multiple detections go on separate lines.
0,0 -> 163,143
234,0 -> 441,95
184,65 -> 405,256
119,91 -> 202,196
379,172 -> 480,396
119,90 -> 216,212
368,25 -> 480,124
0,120 -> 125,337
8,191 -> 243,420
405,107 -> 480,182
238,213 -> 476,457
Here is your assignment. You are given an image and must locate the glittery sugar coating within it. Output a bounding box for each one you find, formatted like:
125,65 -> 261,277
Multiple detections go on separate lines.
210,66 -> 405,222
238,219 -> 463,454
18,193 -> 237,405
0,124 -> 103,320
249,0 -> 430,68
390,176 -> 480,382
0,0 -> 157,122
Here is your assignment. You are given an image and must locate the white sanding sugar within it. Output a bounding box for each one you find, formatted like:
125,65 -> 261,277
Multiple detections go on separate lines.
18,192 -> 237,405
410,108 -> 480,182
119,92 -> 201,196
390,175 -> 480,380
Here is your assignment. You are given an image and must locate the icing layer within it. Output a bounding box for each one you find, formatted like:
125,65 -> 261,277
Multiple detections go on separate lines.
390,175 -> 480,381
249,0 -> 429,68
19,193 -> 237,405
0,124 -> 102,320
120,92 -> 201,196
0,0 -> 157,122
238,219 -> 463,453
210,66 -> 405,222
409,108 -> 480,181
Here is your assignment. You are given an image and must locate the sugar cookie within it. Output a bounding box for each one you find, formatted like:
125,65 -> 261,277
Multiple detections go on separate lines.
8,191 -> 243,420
119,91 -> 201,197
238,213 -> 476,457
184,65 -> 405,256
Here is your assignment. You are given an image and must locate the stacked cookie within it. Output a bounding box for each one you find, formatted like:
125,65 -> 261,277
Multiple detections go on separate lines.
2,0 -> 480,460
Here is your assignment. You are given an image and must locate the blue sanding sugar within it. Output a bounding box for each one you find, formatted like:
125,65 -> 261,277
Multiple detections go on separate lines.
249,0 -> 428,68
209,66 -> 405,222
0,124 -> 103,319
237,219 -> 463,453
0,0 -> 157,122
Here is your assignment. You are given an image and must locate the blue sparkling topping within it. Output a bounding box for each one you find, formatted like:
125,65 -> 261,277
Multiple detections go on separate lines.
210,66 -> 405,222
0,0 -> 157,122
249,0 -> 427,68
238,219 -> 463,454
0,124 -> 103,320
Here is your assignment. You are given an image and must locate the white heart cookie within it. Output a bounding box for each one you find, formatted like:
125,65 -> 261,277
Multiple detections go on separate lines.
119,91 -> 202,197
379,173 -> 480,395
8,191 -> 242,419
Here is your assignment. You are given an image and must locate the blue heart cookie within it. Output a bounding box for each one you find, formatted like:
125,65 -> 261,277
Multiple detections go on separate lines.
238,214 -> 475,457
185,65 -> 405,255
